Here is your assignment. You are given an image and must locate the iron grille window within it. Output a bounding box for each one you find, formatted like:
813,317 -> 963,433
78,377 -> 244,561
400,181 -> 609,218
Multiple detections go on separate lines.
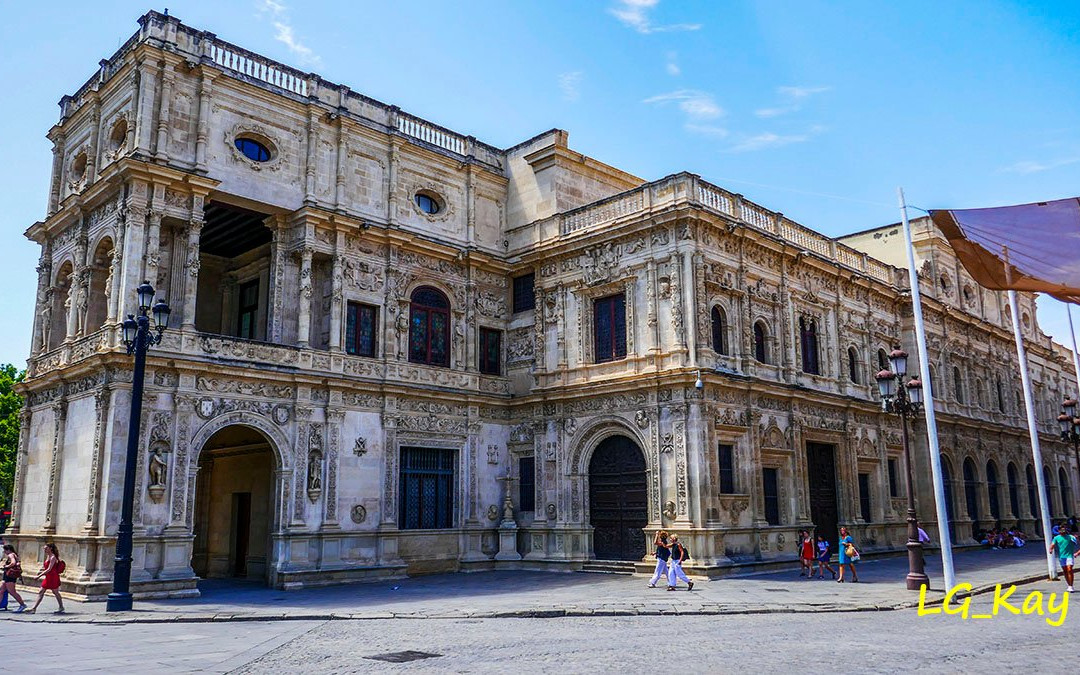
518,456 -> 535,512
345,302 -> 378,357
848,347 -> 860,384
754,322 -> 768,363
762,468 -> 779,525
887,458 -> 899,498
1027,465 -> 1037,518
800,317 -> 820,375
711,306 -> 727,355
1007,464 -> 1020,519
409,287 -> 451,367
593,294 -> 627,363
512,273 -> 535,313
718,444 -> 735,494
399,447 -> 456,529
1044,466 -> 1055,517
237,279 -> 259,340
987,462 -> 1000,520
858,473 -> 872,522
479,327 -> 501,375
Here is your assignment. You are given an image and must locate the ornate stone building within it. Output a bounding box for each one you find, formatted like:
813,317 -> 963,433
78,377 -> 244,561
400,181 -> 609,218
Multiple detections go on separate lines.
13,11 -> 1080,598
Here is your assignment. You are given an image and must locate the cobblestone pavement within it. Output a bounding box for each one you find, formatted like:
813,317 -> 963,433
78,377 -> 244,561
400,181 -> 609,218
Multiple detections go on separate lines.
1,545 -> 1049,625
4,589 -> 1074,673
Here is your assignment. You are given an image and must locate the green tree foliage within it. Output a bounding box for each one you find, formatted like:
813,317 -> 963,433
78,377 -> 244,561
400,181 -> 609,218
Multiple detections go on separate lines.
0,365 -> 25,512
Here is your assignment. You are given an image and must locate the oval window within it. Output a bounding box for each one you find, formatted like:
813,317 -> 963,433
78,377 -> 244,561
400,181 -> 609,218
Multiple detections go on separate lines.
415,193 -> 440,215
235,137 -> 271,162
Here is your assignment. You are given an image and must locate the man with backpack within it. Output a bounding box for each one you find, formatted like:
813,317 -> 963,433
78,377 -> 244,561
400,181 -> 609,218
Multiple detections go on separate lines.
666,534 -> 694,591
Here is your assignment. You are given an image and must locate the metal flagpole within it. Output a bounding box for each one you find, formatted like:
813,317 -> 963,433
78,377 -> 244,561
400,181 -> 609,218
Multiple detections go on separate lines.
1003,248 -> 1056,580
899,187 -> 956,591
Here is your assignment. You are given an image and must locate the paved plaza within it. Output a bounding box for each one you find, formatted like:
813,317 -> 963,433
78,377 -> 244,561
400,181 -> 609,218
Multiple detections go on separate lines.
0,545 -> 1052,623
0,546 -> 1072,672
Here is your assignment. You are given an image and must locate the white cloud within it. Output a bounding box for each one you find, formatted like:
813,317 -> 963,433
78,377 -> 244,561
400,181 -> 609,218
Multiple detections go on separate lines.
728,132 -> 809,152
755,85 -> 830,118
610,0 -> 702,34
665,51 -> 680,76
559,71 -> 584,102
643,89 -> 724,120
778,85 -> 831,100
1000,157 -> 1080,174
255,0 -> 321,67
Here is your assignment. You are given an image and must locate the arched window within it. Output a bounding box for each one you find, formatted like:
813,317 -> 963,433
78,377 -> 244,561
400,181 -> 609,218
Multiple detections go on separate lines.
877,348 -> 889,372
711,305 -> 728,355
409,286 -> 451,367
1026,464 -> 1038,519
986,461 -> 1000,521
799,316 -> 820,375
753,321 -> 768,363
953,367 -> 964,404
1044,466 -> 1055,517
963,458 -> 979,527
996,377 -> 1005,412
1015,390 -> 1023,414
975,378 -> 984,407
1060,467 -> 1073,516
942,457 -> 957,540
1007,462 -> 1020,518
848,346 -> 860,384
928,366 -> 938,399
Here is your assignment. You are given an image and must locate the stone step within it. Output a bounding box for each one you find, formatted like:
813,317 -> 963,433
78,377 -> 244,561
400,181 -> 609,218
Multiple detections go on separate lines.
579,560 -> 638,575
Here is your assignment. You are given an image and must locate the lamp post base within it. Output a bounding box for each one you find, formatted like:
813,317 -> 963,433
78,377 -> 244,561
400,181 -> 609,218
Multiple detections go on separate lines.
105,592 -> 133,612
906,539 -> 929,590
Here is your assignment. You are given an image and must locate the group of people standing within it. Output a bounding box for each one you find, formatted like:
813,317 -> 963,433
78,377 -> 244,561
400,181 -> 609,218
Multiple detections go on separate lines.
797,527 -> 860,583
648,531 -> 694,591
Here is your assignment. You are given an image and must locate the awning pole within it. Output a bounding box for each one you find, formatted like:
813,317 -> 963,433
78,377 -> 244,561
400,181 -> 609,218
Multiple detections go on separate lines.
899,187 -> 955,591
1004,248 -> 1056,580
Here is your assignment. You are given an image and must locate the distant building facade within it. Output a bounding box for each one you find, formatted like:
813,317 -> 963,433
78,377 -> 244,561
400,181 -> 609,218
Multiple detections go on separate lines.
13,11 -> 1079,598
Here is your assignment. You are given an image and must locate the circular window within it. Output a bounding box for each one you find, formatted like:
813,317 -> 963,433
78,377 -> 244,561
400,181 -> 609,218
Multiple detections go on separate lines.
235,137 -> 271,162
415,192 -> 441,215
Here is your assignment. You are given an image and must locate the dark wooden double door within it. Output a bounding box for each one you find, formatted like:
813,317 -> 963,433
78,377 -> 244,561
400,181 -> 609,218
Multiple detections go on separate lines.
589,436 -> 648,561
806,442 -> 840,548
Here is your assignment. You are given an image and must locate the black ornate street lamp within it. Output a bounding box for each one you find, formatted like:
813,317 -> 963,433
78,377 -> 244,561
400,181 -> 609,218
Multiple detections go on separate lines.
875,346 -> 930,591
1058,397 -> 1080,492
106,281 -> 170,612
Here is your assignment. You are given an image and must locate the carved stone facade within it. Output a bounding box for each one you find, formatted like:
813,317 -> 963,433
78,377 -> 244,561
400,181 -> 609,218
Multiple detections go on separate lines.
12,11 -> 1080,598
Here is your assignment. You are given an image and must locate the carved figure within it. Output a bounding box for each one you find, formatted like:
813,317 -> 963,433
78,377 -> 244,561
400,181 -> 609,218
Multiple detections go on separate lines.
148,447 -> 168,487
307,452 -> 322,492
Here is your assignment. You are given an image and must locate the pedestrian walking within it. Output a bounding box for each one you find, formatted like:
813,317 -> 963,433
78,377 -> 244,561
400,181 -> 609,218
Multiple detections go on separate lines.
837,527 -> 860,583
666,534 -> 693,592
799,531 -> 815,578
1049,522 -> 1077,593
1,544 -> 26,613
26,543 -> 64,614
815,535 -> 836,579
648,530 -> 671,588
0,537 -> 8,611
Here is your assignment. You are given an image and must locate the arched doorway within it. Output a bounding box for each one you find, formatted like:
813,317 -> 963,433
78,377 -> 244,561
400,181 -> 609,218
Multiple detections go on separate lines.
588,435 -> 647,561
192,425 -> 276,583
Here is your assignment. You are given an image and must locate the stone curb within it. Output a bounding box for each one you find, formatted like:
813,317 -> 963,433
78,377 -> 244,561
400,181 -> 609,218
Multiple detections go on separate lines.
0,571 -> 1050,625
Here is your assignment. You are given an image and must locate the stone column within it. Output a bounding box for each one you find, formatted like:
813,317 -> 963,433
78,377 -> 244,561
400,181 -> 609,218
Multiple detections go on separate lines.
42,399 -> 67,534
670,253 -> 686,354
47,131 -> 66,216
329,240 -> 343,352
297,247 -> 314,348
64,278 -> 78,342
323,409 -> 344,529
154,63 -> 174,161
7,408 -> 32,534
267,216 -> 286,343
303,110 -> 318,203
194,70 -> 215,172
86,97 -> 102,184
31,252 -> 52,354
684,252 -> 699,366
145,210 -> 162,293
646,260 -> 659,355
83,386 -> 111,534
181,218 -> 202,330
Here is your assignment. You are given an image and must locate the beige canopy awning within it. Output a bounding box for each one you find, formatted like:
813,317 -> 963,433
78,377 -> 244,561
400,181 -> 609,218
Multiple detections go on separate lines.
930,197 -> 1080,304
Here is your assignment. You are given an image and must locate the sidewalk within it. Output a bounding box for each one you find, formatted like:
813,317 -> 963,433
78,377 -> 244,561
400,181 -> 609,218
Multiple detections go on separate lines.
1,545 -> 1052,624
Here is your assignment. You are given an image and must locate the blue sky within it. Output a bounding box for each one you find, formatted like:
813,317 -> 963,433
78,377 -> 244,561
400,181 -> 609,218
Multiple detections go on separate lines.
2,1 -> 1079,367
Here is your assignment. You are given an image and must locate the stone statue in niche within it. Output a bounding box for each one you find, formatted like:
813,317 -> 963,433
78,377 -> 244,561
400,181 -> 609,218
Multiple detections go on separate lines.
307,451 -> 323,500
75,284 -> 88,335
148,444 -> 168,502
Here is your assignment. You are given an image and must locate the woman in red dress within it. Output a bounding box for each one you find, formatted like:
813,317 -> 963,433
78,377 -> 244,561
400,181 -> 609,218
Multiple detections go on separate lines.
26,543 -> 64,615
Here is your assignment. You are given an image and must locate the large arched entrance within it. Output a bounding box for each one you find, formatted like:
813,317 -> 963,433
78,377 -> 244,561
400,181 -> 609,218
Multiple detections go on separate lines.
192,425 -> 276,583
588,435 -> 648,561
